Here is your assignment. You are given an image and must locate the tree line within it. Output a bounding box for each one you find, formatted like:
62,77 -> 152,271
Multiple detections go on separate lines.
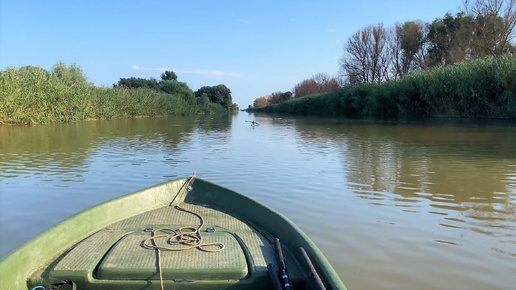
251,73 -> 341,109
253,55 -> 515,119
250,0 -> 516,109
114,71 -> 237,112
341,0 -> 515,85
0,62 -> 238,124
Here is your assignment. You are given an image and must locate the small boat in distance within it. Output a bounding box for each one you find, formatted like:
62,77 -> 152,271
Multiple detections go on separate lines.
0,176 -> 347,290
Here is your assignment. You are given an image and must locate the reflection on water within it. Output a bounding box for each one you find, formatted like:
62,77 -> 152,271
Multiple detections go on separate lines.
0,117 -> 198,183
292,117 -> 516,289
298,119 -> 515,237
1,114 -> 515,290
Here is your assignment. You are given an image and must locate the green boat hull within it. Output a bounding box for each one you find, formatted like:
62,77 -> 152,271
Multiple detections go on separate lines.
0,177 -> 346,289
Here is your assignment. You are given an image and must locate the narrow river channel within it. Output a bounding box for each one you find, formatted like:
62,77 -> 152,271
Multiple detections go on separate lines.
1,113 -> 515,290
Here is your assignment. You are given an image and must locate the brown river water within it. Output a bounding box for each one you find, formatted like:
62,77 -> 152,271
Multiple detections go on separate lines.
1,113 -> 515,289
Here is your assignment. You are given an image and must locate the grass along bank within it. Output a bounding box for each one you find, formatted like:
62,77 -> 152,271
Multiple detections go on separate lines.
0,62 -> 224,125
253,55 -> 516,119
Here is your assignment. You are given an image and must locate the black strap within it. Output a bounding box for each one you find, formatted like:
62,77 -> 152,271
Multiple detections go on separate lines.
47,280 -> 77,290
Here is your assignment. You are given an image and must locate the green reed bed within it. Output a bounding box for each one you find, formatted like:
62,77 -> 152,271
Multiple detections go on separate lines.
394,54 -> 516,118
256,55 -> 516,119
0,63 -> 197,124
89,88 -> 196,119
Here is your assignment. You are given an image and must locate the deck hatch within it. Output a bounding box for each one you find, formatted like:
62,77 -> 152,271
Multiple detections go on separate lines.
97,231 -> 248,280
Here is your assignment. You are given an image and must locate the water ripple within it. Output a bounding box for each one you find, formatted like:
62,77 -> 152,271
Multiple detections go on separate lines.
1,115 -> 516,290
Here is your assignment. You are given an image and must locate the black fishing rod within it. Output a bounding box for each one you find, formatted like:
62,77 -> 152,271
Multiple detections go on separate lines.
267,263 -> 283,290
275,238 -> 292,290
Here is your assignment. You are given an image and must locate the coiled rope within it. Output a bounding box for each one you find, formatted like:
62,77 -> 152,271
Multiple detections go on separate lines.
142,205 -> 225,252
142,175 -> 224,290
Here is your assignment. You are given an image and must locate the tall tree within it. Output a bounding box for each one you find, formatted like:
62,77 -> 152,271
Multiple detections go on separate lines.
293,73 -> 341,98
389,21 -> 427,78
194,85 -> 233,109
312,73 -> 341,93
253,96 -> 269,108
427,12 -> 476,66
159,80 -> 194,102
462,0 -> 516,56
339,23 -> 389,84
160,70 -> 178,81
400,21 -> 427,72
268,91 -> 293,104
115,77 -> 159,90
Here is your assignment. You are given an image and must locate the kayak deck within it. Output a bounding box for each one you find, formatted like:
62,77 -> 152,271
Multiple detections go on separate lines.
27,203 -> 304,289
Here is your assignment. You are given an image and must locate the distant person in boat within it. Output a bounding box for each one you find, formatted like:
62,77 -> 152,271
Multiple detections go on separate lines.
246,120 -> 259,126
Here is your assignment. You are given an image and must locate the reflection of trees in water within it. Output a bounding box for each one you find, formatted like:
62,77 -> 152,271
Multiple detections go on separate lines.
195,114 -> 232,133
0,116 -> 197,180
249,113 -> 298,127
190,115 -> 236,157
293,117 -> 516,233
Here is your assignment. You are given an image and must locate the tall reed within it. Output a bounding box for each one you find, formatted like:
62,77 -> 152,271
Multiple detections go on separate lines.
0,62 -> 198,124
255,55 -> 516,119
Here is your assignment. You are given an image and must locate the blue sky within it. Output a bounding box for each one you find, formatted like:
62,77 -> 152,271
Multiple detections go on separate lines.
0,0 -> 462,107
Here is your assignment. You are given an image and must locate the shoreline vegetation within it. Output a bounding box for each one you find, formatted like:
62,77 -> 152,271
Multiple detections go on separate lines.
2,1 -> 516,124
250,55 -> 516,119
0,62 -> 237,125
249,1 -> 516,120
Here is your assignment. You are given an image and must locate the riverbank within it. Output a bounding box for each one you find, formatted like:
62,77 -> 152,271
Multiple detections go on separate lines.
251,55 -> 516,119
0,63 -> 228,125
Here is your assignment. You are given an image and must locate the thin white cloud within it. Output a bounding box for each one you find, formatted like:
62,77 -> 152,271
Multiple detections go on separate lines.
132,65 -> 240,77
181,69 -> 240,77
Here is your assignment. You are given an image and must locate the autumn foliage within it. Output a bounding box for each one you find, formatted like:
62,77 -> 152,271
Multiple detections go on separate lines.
252,73 -> 340,108
253,91 -> 293,108
293,73 -> 341,98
